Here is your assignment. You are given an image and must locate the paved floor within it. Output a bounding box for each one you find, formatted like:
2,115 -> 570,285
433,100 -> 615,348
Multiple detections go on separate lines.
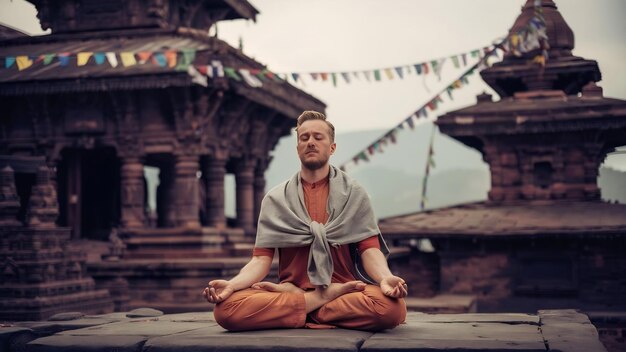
0,309 -> 607,351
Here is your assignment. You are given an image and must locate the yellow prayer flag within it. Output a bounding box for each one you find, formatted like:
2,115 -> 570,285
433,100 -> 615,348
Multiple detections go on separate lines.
77,52 -> 93,66
384,68 -> 394,80
16,56 -> 33,71
120,52 -> 137,67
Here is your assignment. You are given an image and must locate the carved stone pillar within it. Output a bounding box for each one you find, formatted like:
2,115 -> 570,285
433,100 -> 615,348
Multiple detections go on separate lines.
0,166 -> 21,227
172,155 -> 201,228
235,159 -> 256,235
253,159 -> 268,225
204,157 -> 227,228
120,157 -> 145,228
27,166 -> 59,227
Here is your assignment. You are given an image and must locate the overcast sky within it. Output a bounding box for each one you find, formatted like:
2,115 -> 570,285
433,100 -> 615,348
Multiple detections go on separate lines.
1,0 -> 624,134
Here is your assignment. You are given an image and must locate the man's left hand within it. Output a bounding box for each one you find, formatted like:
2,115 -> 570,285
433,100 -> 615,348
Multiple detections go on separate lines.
380,275 -> 408,298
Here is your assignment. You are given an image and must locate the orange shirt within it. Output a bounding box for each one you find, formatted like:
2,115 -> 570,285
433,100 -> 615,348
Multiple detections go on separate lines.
253,175 -> 380,289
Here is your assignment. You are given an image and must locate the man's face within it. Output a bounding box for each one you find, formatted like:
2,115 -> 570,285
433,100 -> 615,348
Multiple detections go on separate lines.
297,120 -> 336,171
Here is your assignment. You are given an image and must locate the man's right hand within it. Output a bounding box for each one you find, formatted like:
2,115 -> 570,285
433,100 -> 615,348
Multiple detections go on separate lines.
203,280 -> 234,304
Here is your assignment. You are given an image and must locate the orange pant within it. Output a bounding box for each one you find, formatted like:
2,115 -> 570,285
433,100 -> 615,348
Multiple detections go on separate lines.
213,284 -> 406,332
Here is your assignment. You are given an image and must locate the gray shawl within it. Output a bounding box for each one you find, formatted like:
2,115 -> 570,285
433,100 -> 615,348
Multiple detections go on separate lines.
255,165 -> 389,287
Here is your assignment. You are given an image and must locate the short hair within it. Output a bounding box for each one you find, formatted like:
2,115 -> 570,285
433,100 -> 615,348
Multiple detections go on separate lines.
295,110 -> 335,142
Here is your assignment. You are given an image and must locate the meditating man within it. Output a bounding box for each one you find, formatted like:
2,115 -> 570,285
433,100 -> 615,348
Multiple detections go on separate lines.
203,110 -> 407,331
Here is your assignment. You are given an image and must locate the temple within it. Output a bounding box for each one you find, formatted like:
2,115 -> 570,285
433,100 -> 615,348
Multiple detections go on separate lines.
0,0 -> 324,319
379,0 -> 626,315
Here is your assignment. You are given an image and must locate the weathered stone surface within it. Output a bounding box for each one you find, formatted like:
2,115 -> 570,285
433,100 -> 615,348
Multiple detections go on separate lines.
126,308 -> 164,318
405,312 -> 540,325
144,324 -> 372,352
24,335 -> 147,352
48,312 -> 85,321
362,321 -> 546,351
1,311 -> 610,352
539,310 -> 608,352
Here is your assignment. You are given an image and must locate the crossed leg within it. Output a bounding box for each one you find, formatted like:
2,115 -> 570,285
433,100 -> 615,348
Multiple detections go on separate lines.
213,283 -> 405,332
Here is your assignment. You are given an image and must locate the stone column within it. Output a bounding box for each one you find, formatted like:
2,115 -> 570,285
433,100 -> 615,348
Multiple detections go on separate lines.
0,166 -> 21,227
235,159 -> 256,235
120,157 -> 145,228
172,155 -> 201,228
27,166 -> 59,227
204,157 -> 227,228
253,159 -> 268,225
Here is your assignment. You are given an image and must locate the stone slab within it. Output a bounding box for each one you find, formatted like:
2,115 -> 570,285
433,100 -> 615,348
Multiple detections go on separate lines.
538,310 -> 608,352
405,312 -> 540,325
362,321 -> 546,351
24,334 -> 147,352
144,323 -> 373,352
56,318 -> 209,337
15,316 -> 124,335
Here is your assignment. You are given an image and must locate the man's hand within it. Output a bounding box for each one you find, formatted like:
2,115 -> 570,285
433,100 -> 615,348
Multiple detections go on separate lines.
203,280 -> 234,304
380,275 -> 408,298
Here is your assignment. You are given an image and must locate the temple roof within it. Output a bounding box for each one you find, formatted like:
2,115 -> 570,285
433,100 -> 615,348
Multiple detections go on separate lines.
378,200 -> 626,238
436,89 -> 626,137
0,28 -> 325,118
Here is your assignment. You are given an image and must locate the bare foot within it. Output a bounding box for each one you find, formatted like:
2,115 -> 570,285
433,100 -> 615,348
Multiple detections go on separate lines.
320,281 -> 366,301
251,281 -> 304,293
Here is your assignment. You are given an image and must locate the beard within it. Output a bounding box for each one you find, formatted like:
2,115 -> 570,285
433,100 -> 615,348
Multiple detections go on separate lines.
301,156 -> 328,171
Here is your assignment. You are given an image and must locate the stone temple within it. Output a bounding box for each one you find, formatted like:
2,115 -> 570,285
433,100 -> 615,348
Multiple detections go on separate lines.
0,0 -> 324,319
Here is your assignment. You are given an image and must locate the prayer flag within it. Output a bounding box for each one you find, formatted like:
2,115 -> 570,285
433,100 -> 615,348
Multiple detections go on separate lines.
291,73 -> 300,82
461,53 -> 467,66
414,64 -> 422,75
394,67 -> 404,79
211,60 -> 224,77
188,65 -> 208,87
310,73 -> 319,80
93,53 -> 106,65
197,65 -> 208,75
406,115 -> 415,129
58,53 -> 71,66
422,62 -> 429,74
176,49 -> 196,71
165,50 -> 177,68
224,67 -> 242,81
77,52 -> 93,66
352,71 -> 360,80
451,55 -> 460,68
471,49 -> 480,58
374,70 -> 381,81
320,72 -> 328,81
363,71 -> 371,82
384,68 -> 394,80
120,52 -> 137,67
105,52 -> 118,67
43,54 -> 55,65
153,53 -> 167,67
341,72 -> 350,84
16,56 -> 33,70
331,72 -> 337,87
5,56 -> 15,68
137,51 -> 152,64
239,69 -> 263,87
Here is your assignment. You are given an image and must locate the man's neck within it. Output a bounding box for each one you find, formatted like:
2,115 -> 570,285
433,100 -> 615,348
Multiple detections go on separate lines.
300,164 -> 331,184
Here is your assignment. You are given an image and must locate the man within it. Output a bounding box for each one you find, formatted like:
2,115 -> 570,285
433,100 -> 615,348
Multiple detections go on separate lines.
203,110 -> 407,331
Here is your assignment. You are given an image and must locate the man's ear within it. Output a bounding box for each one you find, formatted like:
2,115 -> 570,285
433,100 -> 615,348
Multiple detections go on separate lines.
330,143 -> 336,155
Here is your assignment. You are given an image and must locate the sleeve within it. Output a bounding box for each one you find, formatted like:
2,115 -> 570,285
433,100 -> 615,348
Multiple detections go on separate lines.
357,235 -> 380,255
252,247 -> 275,259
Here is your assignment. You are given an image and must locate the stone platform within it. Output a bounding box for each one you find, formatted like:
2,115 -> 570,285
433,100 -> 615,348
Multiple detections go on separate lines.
0,309 -> 608,351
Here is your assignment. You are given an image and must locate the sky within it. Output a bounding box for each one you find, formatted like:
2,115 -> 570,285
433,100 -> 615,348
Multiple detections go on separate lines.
1,0 -> 625,134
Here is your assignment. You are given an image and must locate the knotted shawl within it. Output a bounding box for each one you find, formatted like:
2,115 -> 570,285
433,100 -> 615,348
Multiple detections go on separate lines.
255,165 -> 389,287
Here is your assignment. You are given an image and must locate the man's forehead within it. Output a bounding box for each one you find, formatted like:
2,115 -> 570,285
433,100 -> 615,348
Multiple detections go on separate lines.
298,120 -> 329,134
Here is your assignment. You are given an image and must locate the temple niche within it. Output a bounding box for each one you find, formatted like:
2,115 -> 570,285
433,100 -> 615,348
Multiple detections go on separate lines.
380,0 -> 626,314
0,0 -> 324,317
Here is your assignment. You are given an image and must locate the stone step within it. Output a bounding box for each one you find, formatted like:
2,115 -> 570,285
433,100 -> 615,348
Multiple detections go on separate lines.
405,294 -> 478,314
